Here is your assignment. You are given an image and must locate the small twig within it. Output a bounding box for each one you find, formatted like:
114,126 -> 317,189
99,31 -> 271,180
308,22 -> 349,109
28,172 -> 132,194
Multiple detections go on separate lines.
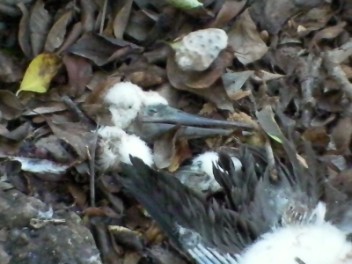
87,128 -> 99,207
61,95 -> 94,126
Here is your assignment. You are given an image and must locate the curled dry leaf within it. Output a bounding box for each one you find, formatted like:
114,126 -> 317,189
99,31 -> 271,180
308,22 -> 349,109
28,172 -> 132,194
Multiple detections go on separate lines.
167,49 -> 233,89
153,126 -> 191,170
228,10 -> 268,65
17,53 -> 61,95
311,22 -> 347,48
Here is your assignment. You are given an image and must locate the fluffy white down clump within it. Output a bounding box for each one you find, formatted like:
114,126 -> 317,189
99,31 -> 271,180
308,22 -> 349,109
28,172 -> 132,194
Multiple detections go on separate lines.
97,126 -> 153,171
239,203 -> 352,264
103,82 -> 169,129
103,82 -> 144,129
174,28 -> 228,71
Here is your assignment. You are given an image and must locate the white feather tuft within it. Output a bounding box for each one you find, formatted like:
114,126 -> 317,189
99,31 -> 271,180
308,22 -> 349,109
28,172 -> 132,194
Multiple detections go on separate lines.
239,204 -> 352,264
103,82 -> 144,129
97,126 -> 153,171
143,90 -> 168,106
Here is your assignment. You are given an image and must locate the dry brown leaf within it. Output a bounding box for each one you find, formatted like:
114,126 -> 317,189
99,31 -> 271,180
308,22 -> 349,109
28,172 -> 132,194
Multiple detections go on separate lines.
80,0 -> 96,32
17,2 -> 32,58
222,70 -> 253,100
228,10 -> 268,65
331,116 -> 352,153
167,49 -> 233,89
0,51 -> 23,83
153,127 -> 183,169
179,83 -> 234,111
44,9 -> 73,52
68,33 -> 142,66
209,0 -> 246,28
0,90 -> 23,120
312,22 -> 346,46
125,10 -> 155,42
47,118 -> 92,160
62,54 -> 93,97
23,102 -> 67,116
302,127 -> 330,149
113,0 -> 133,39
168,138 -> 192,172
29,0 -> 52,56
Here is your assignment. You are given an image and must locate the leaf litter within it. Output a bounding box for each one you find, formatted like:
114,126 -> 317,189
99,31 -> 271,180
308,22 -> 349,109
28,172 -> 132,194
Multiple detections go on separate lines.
0,0 -> 351,263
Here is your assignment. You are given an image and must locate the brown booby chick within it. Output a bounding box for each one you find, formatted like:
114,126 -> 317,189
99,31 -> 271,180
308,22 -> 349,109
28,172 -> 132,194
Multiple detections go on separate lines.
118,142 -> 352,264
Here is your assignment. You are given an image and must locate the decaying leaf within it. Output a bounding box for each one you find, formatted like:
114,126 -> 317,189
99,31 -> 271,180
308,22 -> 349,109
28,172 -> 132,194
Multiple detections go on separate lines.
167,49 -> 233,90
0,90 -> 24,120
17,53 -> 61,95
153,126 -> 191,170
46,118 -> 93,160
228,10 -> 268,65
311,21 -> 347,48
17,2 -> 32,58
62,54 -> 93,97
0,51 -> 23,82
113,0 -> 134,39
44,9 -> 74,52
29,0 -> 52,56
256,105 -> 285,143
68,33 -> 142,66
222,70 -> 253,100
209,0 -> 246,28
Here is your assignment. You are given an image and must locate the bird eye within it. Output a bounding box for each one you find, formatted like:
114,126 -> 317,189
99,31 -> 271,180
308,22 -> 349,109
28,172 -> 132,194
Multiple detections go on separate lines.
346,233 -> 352,242
148,108 -> 157,115
128,105 -> 132,109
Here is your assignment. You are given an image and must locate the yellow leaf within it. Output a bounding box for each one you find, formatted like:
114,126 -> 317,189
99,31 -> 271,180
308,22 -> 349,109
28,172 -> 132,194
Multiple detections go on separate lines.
17,53 -> 61,95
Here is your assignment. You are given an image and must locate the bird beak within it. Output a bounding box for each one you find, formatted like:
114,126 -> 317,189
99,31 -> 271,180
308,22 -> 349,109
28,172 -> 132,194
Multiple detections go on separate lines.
139,104 -> 254,129
135,104 -> 254,140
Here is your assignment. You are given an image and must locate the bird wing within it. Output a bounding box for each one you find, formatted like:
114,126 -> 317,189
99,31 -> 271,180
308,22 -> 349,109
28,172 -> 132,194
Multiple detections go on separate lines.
214,141 -> 326,234
119,157 -> 258,263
